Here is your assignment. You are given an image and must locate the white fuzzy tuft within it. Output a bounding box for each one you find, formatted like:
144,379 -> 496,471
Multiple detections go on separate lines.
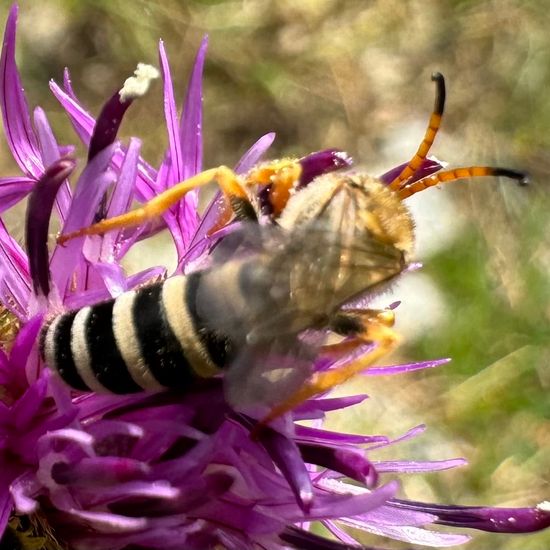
119,63 -> 160,102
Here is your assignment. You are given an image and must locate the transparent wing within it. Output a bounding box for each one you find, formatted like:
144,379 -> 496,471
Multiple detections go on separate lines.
224,334 -> 319,409
196,217 -> 405,408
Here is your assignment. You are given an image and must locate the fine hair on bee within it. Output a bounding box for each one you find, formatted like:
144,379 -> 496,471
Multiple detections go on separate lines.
43,72 -> 528,420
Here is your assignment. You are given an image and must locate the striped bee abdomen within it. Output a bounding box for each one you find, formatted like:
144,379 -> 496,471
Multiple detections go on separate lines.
40,274 -> 236,393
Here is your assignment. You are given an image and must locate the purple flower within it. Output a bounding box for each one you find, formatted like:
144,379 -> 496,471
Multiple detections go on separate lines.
0,4 -> 548,550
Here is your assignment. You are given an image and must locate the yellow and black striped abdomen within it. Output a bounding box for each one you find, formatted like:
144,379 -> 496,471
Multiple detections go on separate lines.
39,273 -> 235,393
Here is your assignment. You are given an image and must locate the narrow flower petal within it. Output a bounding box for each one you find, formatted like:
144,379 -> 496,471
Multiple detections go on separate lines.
296,425 -> 388,446
393,499 -> 550,533
299,443 -> 378,486
0,5 -> 42,179
323,520 -> 367,546
298,149 -> 353,189
365,425 -> 426,451
288,481 -> 399,521
173,36 -> 209,250
366,358 -> 451,376
10,475 -> 38,514
234,132 -> 276,174
2,315 -> 42,394
153,97 -> 187,256
281,525 -> 391,550
339,516 -> 471,547
89,262 -> 127,298
180,35 -> 207,180
25,157 -> 76,296
33,107 -> 72,219
378,157 -> 443,186
293,395 -> 369,420
52,458 -> 150,486
87,67 -> 157,222
62,265 -> 166,310
175,38 -> 209,247
102,137 -> 141,257
12,374 -> 47,432
374,458 -> 467,473
0,176 -> 33,213
63,67 -> 78,100
182,132 -> 276,269
87,92 -> 132,163
0,218 -> 31,317
40,428 -> 95,450
65,509 -> 148,533
158,41 -> 184,184
50,77 -> 158,203
0,489 -> 12,538
254,423 -> 314,512
49,145 -> 116,296
49,77 -> 94,145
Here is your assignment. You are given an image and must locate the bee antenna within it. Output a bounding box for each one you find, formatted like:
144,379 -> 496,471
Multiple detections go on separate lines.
398,166 -> 530,199
388,72 -> 446,191
431,72 -> 446,116
492,167 -> 530,186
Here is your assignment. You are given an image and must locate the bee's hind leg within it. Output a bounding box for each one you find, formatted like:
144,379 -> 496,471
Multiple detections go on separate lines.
257,309 -> 399,429
57,166 -> 252,244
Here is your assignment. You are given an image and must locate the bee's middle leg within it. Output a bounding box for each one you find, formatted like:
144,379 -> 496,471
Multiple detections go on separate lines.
321,307 -> 396,358
258,308 -> 400,428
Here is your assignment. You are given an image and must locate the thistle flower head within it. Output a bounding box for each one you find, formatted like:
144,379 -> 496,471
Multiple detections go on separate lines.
0,4 -> 548,550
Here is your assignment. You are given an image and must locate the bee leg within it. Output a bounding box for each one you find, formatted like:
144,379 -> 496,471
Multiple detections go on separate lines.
319,308 -> 396,359
329,308 -> 396,337
57,166 -> 252,244
247,160 -> 302,217
257,321 -> 399,429
398,166 -> 529,200
388,72 -> 446,191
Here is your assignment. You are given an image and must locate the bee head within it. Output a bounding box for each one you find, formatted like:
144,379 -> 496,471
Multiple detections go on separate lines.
278,172 -> 415,261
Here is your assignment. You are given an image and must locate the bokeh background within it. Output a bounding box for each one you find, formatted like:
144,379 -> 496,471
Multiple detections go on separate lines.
0,1 -> 548,549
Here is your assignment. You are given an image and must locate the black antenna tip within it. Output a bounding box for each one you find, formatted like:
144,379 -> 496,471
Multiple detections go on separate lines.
430,72 -> 446,115
492,167 -> 530,186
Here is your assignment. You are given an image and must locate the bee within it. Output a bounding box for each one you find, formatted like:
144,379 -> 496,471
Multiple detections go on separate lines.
46,73 -> 527,416
41,218 -> 404,400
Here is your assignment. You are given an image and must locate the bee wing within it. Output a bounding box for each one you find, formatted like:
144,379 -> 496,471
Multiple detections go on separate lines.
223,334 -> 319,409
195,221 -> 405,408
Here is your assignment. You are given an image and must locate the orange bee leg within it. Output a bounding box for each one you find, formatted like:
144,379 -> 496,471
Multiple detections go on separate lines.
57,166 -> 251,244
318,307 -> 396,359
257,312 -> 399,429
247,160 -> 302,217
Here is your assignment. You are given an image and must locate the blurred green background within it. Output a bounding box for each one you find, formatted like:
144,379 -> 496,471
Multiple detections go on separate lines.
0,1 -> 548,549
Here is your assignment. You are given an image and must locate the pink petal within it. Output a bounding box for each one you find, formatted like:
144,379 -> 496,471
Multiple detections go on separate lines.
49,145 -> 116,297
25,158 -> 76,296
366,357 -> 451,376
33,107 -> 72,219
0,217 -> 30,317
0,176 -> 33,213
0,5 -> 42,179
375,458 -> 467,473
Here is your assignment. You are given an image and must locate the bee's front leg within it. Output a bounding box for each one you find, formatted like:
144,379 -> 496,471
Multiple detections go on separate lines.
57,166 -> 253,244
